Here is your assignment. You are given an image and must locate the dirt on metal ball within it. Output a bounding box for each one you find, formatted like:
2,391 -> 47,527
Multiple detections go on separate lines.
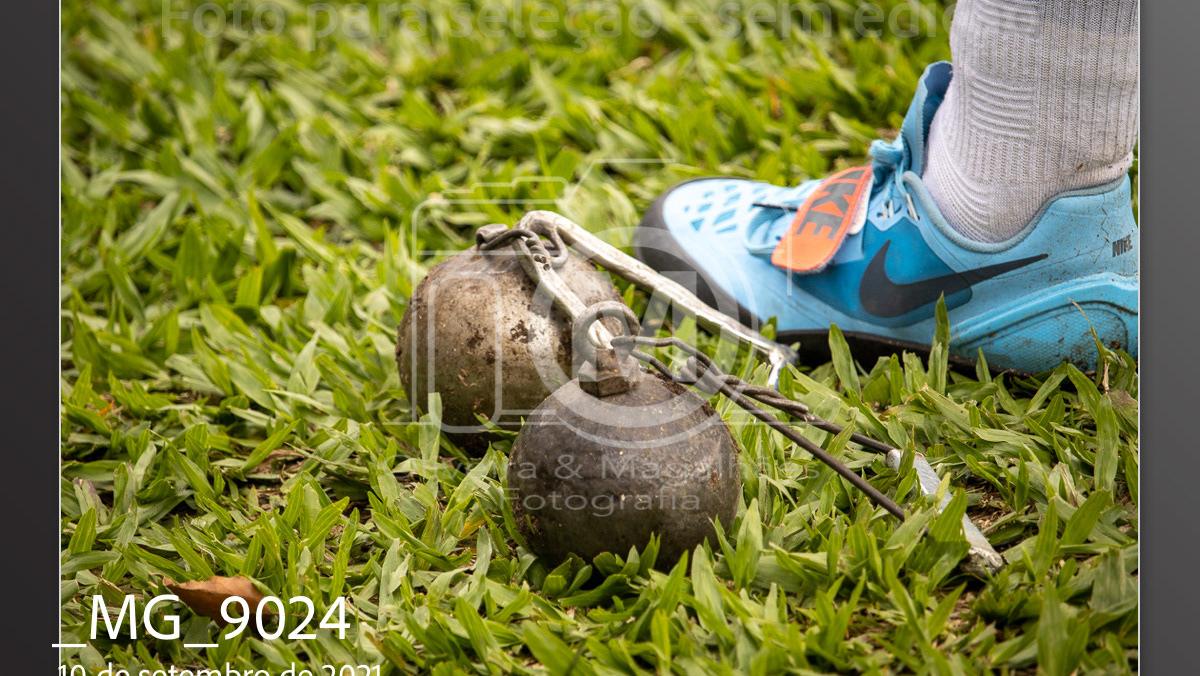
507,364 -> 741,569
395,244 -> 622,453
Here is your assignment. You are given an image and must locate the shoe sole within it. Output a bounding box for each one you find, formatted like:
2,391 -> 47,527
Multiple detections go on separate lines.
633,178 -> 1018,376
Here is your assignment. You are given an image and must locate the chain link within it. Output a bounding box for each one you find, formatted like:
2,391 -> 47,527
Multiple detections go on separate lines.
477,225 -> 570,267
476,223 -> 614,348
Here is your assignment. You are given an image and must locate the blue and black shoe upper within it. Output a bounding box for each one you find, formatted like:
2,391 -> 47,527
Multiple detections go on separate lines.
634,62 -> 1137,373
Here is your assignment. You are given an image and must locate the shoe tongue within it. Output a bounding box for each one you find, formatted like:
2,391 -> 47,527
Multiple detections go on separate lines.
743,207 -> 796,255
900,62 -> 953,176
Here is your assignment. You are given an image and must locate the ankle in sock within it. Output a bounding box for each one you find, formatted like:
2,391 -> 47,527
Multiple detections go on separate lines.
923,0 -> 1139,244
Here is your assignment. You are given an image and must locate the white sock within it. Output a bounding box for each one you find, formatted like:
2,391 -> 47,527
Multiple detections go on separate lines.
923,0 -> 1139,243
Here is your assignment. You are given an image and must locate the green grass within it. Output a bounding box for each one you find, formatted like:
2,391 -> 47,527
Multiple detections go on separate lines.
61,1 -> 1138,673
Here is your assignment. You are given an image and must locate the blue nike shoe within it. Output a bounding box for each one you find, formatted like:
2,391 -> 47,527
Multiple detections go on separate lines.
633,62 -> 1138,374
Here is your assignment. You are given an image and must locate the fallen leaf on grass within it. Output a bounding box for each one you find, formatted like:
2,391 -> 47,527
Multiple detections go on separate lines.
164,576 -> 274,626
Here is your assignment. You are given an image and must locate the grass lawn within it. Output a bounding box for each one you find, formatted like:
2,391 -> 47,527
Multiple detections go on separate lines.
61,1 -> 1138,673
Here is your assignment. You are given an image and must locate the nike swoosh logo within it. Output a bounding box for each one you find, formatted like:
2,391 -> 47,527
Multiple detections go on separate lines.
859,240 -> 1048,318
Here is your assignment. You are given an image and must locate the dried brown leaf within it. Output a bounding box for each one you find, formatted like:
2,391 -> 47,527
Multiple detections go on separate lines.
164,575 -> 274,627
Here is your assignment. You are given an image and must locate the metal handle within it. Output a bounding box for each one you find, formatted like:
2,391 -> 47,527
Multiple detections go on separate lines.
514,211 -> 798,383
476,221 -> 617,350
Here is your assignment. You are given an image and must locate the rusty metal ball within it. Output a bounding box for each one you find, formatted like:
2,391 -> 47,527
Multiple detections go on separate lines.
395,246 -> 622,453
507,369 -> 741,569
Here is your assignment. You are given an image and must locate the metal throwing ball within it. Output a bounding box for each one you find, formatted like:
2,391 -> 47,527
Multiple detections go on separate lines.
395,245 -> 621,453
507,305 -> 741,569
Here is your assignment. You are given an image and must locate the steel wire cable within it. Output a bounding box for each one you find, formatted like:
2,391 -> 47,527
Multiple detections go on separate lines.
611,334 -> 908,520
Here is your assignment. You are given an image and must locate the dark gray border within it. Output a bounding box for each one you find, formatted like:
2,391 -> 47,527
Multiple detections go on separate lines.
0,0 -> 60,670
1141,1 -> 1200,673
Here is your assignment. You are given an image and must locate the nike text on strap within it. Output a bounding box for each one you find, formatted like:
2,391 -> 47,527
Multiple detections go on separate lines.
771,164 -> 873,273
